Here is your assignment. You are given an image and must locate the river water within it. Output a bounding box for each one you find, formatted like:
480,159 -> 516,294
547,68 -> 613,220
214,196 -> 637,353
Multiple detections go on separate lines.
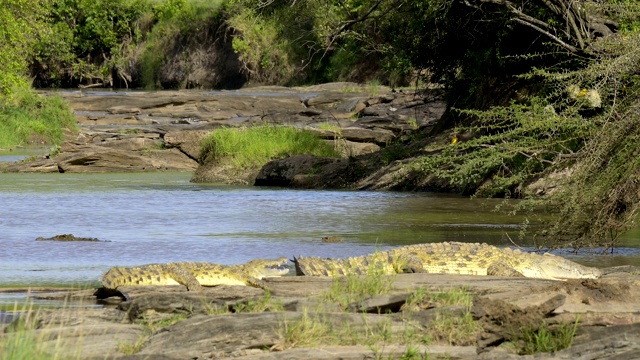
1,172 -> 640,288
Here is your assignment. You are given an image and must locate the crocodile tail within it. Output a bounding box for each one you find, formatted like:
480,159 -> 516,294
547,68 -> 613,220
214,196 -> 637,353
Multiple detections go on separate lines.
100,267 -> 128,289
293,256 -> 334,276
100,267 -> 122,289
292,256 -> 305,276
293,256 -> 351,276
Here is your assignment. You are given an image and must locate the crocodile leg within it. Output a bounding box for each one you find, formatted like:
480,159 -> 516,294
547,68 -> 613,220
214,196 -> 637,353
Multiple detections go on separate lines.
395,254 -> 425,273
165,264 -> 204,291
487,262 -> 525,278
245,276 -> 273,291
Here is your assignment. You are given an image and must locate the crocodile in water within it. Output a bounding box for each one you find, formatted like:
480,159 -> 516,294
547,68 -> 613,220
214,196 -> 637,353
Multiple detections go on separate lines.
101,257 -> 291,291
293,242 -> 601,280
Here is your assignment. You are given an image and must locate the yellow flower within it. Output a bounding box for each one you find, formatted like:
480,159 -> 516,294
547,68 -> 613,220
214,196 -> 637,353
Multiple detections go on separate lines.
577,88 -> 588,97
451,136 -> 458,145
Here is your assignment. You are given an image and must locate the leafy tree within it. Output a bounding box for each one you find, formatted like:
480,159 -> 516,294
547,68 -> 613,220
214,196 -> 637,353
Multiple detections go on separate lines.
0,0 -> 49,96
30,0 -> 147,87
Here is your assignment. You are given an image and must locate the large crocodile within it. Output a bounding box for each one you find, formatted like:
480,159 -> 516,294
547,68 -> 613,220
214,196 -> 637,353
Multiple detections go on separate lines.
101,257 -> 291,291
293,242 -> 601,280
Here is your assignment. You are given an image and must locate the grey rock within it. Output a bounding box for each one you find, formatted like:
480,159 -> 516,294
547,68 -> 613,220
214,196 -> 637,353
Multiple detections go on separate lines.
346,293 -> 410,313
235,345 -> 478,360
163,129 -> 214,160
98,137 -> 163,152
254,155 -> 342,187
341,127 -> 395,145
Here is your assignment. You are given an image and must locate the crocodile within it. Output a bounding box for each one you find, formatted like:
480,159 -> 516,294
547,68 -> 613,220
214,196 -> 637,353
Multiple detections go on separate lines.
293,242 -> 602,280
101,257 -> 291,291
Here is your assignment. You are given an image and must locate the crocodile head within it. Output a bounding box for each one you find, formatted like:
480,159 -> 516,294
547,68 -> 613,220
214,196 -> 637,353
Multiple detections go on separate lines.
518,253 -> 602,280
245,257 -> 291,279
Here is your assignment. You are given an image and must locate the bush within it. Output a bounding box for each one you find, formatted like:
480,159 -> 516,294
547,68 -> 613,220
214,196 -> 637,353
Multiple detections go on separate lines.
0,85 -> 77,148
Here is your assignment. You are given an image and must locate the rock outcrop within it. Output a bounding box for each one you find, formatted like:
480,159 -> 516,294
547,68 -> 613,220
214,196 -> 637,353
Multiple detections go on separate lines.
5,268 -> 640,359
6,84 -> 446,188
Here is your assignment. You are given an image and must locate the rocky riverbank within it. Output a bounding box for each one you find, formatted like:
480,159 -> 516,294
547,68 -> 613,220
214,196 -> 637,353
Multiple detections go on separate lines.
3,83 -> 447,189
3,268 -> 640,359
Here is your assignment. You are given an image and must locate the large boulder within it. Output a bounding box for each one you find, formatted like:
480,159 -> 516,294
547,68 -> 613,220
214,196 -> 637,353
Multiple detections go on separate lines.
254,155 -> 345,187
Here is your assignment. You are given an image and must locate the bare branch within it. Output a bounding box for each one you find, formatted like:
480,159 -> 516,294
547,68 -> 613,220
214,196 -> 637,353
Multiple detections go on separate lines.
512,18 -> 579,53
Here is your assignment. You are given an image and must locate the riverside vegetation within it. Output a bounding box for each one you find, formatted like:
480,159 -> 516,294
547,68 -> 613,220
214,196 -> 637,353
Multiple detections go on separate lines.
2,1 -> 640,245
199,125 -> 341,176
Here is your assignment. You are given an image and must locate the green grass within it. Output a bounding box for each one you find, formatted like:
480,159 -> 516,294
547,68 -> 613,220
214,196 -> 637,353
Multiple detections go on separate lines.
0,86 -> 77,149
323,253 -> 398,309
233,290 -> 284,313
0,301 -> 81,360
427,310 -> 481,346
515,318 -> 580,355
199,125 -> 341,169
402,287 -> 481,346
0,328 -> 58,360
316,122 -> 343,133
403,287 -> 474,311
278,309 -> 334,348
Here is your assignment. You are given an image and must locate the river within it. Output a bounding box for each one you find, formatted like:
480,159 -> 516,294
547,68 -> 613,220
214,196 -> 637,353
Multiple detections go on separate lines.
1,172 -> 640,288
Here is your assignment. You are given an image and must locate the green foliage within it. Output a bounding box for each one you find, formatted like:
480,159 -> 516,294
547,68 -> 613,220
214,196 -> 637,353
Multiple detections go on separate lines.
411,98 -> 594,197
0,0 -> 49,95
32,0 -> 148,87
0,328 -> 55,360
513,319 -> 579,355
199,125 -> 340,170
27,0 -> 227,88
428,310 -> 481,346
0,85 -> 78,148
399,3 -> 640,248
278,309 -> 333,348
324,262 -> 395,310
401,287 -> 481,346
137,0 -> 225,88
403,287 -> 473,311
225,2 -> 316,84
0,302 -> 48,360
233,290 -> 284,313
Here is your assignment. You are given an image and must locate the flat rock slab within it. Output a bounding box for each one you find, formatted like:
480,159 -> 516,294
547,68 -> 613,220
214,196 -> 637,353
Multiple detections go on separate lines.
234,345 -> 477,360
10,308 -> 143,359
138,311 -> 411,358
5,270 -> 640,359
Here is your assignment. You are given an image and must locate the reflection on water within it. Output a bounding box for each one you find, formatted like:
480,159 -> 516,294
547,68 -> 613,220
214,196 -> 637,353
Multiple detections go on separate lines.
0,172 -> 639,287
0,148 -> 48,163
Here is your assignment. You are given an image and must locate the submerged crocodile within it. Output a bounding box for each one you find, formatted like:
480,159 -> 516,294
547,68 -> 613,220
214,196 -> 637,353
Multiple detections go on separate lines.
293,242 -> 602,280
101,257 -> 291,291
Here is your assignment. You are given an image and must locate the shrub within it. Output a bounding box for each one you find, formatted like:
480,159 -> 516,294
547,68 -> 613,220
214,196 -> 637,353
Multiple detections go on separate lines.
0,85 -> 77,148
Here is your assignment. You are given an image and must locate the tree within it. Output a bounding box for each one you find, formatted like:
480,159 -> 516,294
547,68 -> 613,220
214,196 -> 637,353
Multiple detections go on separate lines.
0,0 -> 49,96
232,0 -> 640,248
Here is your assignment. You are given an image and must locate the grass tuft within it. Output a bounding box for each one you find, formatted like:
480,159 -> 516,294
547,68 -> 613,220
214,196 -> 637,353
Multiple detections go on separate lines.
278,309 -> 333,348
233,290 -> 284,313
323,253 -> 396,309
514,318 -> 579,355
199,125 -> 340,170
